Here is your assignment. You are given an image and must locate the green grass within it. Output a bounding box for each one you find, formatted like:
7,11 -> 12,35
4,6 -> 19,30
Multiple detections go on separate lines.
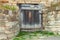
17,31 -> 55,36
13,31 -> 56,40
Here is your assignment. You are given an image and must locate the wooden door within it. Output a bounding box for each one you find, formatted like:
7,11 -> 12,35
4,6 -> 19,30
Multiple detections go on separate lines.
20,10 -> 42,31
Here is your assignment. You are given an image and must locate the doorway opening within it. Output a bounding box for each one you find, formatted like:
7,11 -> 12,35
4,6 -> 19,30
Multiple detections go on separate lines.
18,4 -> 43,31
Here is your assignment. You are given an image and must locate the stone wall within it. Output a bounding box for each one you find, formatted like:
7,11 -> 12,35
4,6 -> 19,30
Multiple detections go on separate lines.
43,11 -> 60,34
0,8 -> 20,40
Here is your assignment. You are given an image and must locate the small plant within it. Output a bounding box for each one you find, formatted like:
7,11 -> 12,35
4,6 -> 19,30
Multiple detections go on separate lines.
3,5 -> 17,11
13,37 -> 20,40
0,4 -> 18,11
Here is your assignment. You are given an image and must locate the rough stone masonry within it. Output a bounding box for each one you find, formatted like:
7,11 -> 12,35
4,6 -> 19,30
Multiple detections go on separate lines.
0,6 -> 20,40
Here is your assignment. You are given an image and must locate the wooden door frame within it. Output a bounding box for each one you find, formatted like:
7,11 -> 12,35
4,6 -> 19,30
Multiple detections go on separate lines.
18,4 -> 44,31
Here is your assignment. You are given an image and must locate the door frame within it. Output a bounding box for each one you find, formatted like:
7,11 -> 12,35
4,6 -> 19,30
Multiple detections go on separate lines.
18,4 -> 44,31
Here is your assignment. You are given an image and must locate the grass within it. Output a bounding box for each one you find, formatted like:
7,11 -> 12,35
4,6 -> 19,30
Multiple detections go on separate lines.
13,31 -> 57,40
17,31 -> 55,36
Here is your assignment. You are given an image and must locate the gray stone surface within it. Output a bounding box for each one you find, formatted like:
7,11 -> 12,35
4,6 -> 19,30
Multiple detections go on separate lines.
38,36 -> 60,40
43,11 -> 60,34
0,6 -> 20,40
